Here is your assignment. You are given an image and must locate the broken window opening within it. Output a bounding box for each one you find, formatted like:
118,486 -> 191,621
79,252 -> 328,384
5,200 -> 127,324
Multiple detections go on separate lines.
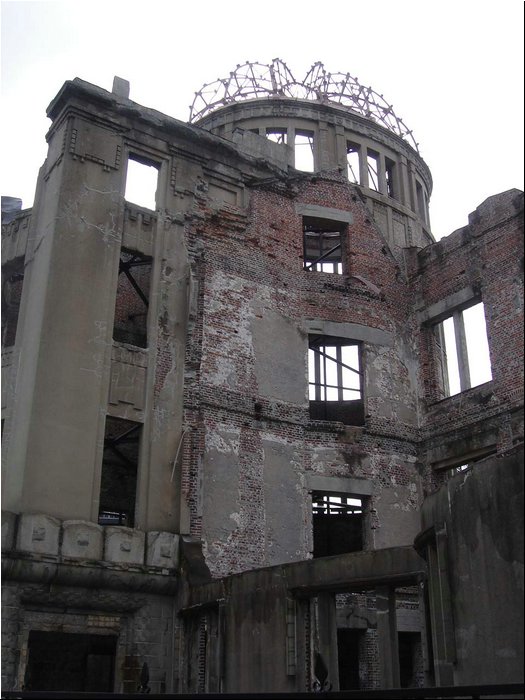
346,142 -> 360,184
113,249 -> 152,348
337,628 -> 362,690
366,149 -> 380,192
98,417 -> 141,528
303,217 -> 345,274
312,492 -> 364,557
415,180 -> 426,222
124,156 -> 159,210
266,128 -> 288,145
385,158 -> 396,199
294,130 -> 315,172
1,260 -> 24,348
434,302 -> 492,398
308,336 -> 364,425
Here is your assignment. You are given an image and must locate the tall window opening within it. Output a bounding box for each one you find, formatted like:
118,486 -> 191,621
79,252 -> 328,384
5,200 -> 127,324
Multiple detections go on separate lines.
347,142 -> 360,184
303,217 -> 345,274
434,302 -> 492,397
294,130 -> 315,172
124,156 -> 159,210
415,180 -> 426,222
98,417 -> 141,527
1,259 -> 24,347
312,492 -> 364,557
113,249 -> 152,348
308,336 -> 364,425
266,127 -> 288,145
385,158 -> 396,198
366,149 -> 380,191
337,629 -> 362,690
398,632 -> 422,688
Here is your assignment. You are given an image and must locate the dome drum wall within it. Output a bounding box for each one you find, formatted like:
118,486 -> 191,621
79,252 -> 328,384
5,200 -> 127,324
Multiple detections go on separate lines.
196,98 -> 434,250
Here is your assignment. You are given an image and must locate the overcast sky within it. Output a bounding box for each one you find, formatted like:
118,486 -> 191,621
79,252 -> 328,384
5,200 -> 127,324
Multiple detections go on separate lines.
1,0 -> 523,240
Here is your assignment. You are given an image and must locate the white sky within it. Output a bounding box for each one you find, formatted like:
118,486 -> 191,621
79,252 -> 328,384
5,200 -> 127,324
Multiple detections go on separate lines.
1,0 -> 524,240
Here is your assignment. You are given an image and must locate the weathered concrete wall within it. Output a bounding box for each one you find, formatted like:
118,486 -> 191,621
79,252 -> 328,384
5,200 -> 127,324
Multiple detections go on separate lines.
420,447 -> 524,685
180,546 -> 426,693
1,579 -> 176,693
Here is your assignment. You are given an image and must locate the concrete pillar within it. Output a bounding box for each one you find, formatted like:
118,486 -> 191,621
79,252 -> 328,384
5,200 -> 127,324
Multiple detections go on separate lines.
2,114 -> 124,521
375,585 -> 400,688
335,125 -> 348,172
378,153 -> 388,195
408,163 -> 418,213
398,156 -> 411,208
318,122 -> 331,171
453,310 -> 471,392
426,528 -> 456,686
314,593 -> 339,691
359,145 -> 369,188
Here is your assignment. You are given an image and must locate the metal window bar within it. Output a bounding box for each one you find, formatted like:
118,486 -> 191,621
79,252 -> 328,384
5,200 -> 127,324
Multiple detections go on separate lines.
118,256 -> 150,308
309,342 -> 362,403
303,241 -> 342,271
313,494 -> 363,516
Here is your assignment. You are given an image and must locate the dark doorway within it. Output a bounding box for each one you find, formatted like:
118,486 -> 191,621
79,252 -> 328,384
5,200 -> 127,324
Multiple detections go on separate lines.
337,628 -> 361,690
398,631 -> 421,688
25,631 -> 116,692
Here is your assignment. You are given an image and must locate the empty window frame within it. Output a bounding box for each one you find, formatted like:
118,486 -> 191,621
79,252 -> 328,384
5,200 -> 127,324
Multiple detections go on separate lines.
266,127 -> 288,145
113,249 -> 152,348
347,142 -> 360,184
124,155 -> 159,210
294,130 -> 315,172
1,259 -> 24,347
303,217 -> 345,274
366,149 -> 380,192
415,180 -> 426,223
385,157 -> 396,199
98,416 -> 141,527
308,336 -> 364,425
434,302 -> 492,397
312,492 -> 364,557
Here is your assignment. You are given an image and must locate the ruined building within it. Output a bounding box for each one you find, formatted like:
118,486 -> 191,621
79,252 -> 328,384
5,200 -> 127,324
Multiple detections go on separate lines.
1,61 -> 523,694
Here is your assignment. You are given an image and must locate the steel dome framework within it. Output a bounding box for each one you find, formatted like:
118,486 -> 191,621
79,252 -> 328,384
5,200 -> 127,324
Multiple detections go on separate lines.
189,58 -> 419,153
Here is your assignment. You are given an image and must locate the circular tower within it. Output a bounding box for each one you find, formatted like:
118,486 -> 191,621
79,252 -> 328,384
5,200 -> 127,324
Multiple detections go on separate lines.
190,59 -> 433,250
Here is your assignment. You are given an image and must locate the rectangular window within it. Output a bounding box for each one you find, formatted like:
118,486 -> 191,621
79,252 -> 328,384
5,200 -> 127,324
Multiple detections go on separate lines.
98,417 -> 141,527
347,142 -> 360,184
1,259 -> 24,347
294,130 -> 315,172
366,149 -> 380,192
124,155 -> 159,210
303,217 -> 345,274
266,127 -> 288,145
312,492 -> 364,557
434,301 -> 492,397
308,336 -> 364,425
113,249 -> 152,348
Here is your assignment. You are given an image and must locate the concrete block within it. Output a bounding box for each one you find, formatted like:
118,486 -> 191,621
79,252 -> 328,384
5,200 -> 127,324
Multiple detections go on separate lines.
16,513 -> 60,556
62,520 -> 103,560
1,511 -> 17,551
105,526 -> 145,565
146,531 -> 179,568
